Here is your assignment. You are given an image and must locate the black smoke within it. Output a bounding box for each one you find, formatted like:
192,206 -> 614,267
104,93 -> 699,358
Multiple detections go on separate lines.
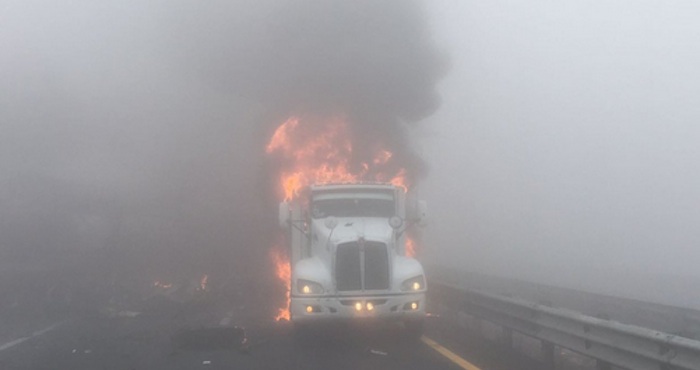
0,0 -> 446,318
160,0 -> 448,314
164,0 -> 447,186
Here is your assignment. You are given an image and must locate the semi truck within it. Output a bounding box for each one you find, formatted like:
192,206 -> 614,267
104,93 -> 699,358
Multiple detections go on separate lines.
278,182 -> 427,335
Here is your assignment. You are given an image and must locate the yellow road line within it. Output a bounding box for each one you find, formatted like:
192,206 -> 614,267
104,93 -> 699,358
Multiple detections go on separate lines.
421,336 -> 482,370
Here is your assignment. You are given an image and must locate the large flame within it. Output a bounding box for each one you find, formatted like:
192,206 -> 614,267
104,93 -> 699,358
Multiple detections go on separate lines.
266,116 -> 412,321
266,116 -> 408,201
270,248 -> 291,321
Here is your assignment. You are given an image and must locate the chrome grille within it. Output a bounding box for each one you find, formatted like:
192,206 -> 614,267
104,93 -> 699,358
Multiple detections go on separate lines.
336,242 -> 361,291
335,241 -> 389,291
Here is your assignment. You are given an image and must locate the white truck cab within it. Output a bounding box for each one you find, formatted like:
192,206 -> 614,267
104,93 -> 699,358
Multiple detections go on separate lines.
278,183 -> 427,335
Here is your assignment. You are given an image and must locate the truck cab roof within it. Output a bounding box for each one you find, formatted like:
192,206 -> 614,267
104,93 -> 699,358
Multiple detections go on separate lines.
309,182 -> 400,192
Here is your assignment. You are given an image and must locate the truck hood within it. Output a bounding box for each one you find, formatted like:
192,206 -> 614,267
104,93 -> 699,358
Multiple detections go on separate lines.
312,217 -> 394,245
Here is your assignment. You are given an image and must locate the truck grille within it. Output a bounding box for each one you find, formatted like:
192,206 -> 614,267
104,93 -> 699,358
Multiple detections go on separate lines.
336,242 -> 362,291
336,241 -> 389,291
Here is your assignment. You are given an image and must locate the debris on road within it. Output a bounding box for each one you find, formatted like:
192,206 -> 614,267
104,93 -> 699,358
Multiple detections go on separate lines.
369,349 -> 388,356
202,360 -> 211,365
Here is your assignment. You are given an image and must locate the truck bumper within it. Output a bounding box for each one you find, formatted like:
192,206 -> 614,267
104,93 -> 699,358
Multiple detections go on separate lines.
290,292 -> 425,323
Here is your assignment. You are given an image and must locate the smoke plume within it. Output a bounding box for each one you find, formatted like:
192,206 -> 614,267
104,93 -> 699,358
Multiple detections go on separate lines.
167,0 -> 447,186
0,1 -> 447,315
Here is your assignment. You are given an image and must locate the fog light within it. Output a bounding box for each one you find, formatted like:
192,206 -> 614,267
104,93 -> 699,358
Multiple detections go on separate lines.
355,302 -> 363,311
411,302 -> 418,310
302,285 -> 311,294
306,305 -> 313,313
366,302 -> 374,311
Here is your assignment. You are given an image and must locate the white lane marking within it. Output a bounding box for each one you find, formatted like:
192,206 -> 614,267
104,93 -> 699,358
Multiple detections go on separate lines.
219,317 -> 232,326
0,337 -> 30,352
0,321 -> 65,352
219,310 -> 234,326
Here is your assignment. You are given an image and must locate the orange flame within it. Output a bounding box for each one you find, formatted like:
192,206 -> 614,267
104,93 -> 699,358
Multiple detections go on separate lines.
266,115 -> 411,321
266,116 -> 408,201
270,248 -> 291,321
373,149 -> 393,165
199,274 -> 209,291
405,237 -> 417,258
153,281 -> 172,289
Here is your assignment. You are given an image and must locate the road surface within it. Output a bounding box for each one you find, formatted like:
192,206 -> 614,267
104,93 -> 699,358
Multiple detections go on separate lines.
0,293 -> 546,370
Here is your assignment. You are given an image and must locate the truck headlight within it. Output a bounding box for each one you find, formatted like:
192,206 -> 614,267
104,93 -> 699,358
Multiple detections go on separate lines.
297,279 -> 324,294
401,275 -> 425,292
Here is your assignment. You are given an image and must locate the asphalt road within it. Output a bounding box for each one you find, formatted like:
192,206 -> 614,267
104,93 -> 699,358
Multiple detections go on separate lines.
0,293 -> 546,370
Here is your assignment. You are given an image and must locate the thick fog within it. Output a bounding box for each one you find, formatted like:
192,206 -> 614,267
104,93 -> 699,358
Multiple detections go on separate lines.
2,0 -> 700,315
423,1 -> 700,308
1,0 -> 442,314
1,1 -> 266,283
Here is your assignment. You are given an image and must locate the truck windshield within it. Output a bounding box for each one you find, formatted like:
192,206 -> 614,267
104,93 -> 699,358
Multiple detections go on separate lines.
311,199 -> 394,218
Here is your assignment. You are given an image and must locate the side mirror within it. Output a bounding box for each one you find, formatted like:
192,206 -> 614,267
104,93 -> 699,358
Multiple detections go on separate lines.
416,200 -> 428,227
279,202 -> 290,229
388,216 -> 404,229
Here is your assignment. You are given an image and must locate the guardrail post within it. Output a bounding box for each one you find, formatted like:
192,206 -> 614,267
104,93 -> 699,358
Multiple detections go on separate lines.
541,341 -> 555,369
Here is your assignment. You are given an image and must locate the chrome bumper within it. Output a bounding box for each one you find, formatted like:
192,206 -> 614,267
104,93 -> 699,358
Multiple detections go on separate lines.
290,292 -> 425,323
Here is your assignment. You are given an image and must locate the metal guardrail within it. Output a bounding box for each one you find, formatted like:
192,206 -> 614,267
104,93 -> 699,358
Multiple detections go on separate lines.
425,266 -> 700,339
430,281 -> 700,370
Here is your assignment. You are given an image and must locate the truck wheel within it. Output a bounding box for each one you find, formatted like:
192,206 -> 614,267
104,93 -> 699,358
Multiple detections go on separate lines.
404,319 -> 425,338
